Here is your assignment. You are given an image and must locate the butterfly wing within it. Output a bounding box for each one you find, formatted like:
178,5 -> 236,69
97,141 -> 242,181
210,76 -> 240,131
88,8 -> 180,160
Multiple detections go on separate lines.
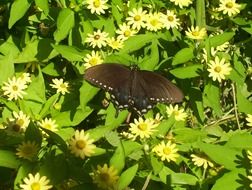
139,70 -> 184,104
84,63 -> 132,110
129,70 -> 183,113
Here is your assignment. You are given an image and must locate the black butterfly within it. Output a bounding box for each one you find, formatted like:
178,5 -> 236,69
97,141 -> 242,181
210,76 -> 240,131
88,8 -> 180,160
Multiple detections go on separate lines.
84,63 -> 184,115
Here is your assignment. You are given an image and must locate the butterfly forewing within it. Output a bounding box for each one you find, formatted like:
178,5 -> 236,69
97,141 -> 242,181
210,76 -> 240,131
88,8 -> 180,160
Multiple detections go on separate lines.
84,63 -> 132,110
84,63 -> 131,92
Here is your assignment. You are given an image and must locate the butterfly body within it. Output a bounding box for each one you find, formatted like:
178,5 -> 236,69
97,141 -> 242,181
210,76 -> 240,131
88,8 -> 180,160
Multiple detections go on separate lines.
84,63 -> 183,114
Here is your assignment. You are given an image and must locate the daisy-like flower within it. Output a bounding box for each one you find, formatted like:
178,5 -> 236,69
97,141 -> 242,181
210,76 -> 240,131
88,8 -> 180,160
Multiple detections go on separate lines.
20,173 -> 53,190
84,50 -> 103,69
207,56 -> 232,82
160,10 -> 180,30
86,0 -> 109,15
16,141 -> 39,161
145,12 -> 163,32
120,131 -> 136,140
9,111 -> 30,130
170,0 -> 193,8
216,42 -> 230,52
246,114 -> 252,127
247,150 -> 252,164
116,23 -> 137,41
166,105 -> 187,121
50,78 -> 70,95
19,73 -> 32,84
152,140 -> 179,162
153,113 -> 164,124
129,117 -> 159,139
186,26 -> 207,40
2,76 -> 28,101
191,154 -> 214,169
85,29 -> 109,48
218,0 -> 241,17
90,164 -> 119,190
202,47 -> 217,63
37,118 -> 58,132
248,169 -> 252,189
106,37 -> 124,50
68,130 -> 96,159
126,7 -> 147,30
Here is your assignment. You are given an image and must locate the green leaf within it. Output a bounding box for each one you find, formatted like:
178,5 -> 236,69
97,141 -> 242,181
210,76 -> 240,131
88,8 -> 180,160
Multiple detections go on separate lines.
39,94 -> 60,119
170,64 -> 203,79
52,44 -> 84,62
54,8 -> 75,42
79,81 -> 99,109
172,47 -> 194,65
209,32 -> 235,47
8,0 -> 32,29
118,164 -> 138,190
0,55 -> 15,85
53,107 -> 92,127
154,117 -> 175,137
211,169 -> 246,190
110,141 -> 142,172
0,150 -> 20,169
236,85 -> 252,114
188,87 -> 205,123
35,0 -> 49,15
20,68 -> 46,116
120,33 -> 158,53
225,132 -> 252,149
140,39 -> 159,70
199,142 -> 242,170
174,128 -> 207,143
150,155 -> 164,175
203,82 -> 222,116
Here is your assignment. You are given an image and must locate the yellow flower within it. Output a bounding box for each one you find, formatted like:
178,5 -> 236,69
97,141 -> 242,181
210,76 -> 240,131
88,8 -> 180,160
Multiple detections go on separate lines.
126,7 -> 147,30
9,111 -> 30,130
37,118 -> 58,132
2,76 -> 28,100
5,111 -> 30,135
166,105 -> 187,121
160,10 -> 180,30
207,56 -> 232,82
185,26 -> 207,40
191,154 -> 214,169
68,130 -> 96,159
247,150 -> 252,164
129,117 -> 158,139
170,0 -> 193,8
19,73 -> 32,84
16,141 -> 39,161
20,173 -> 53,190
86,0 -> 109,15
152,141 -> 179,162
153,113 -> 163,124
202,47 -> 217,63
248,169 -> 252,189
145,12 -> 163,32
106,37 -> 124,50
116,23 -> 137,41
85,29 -> 109,48
218,0 -> 241,17
50,78 -> 70,95
246,114 -> 252,127
84,50 -> 103,69
90,164 -> 119,190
